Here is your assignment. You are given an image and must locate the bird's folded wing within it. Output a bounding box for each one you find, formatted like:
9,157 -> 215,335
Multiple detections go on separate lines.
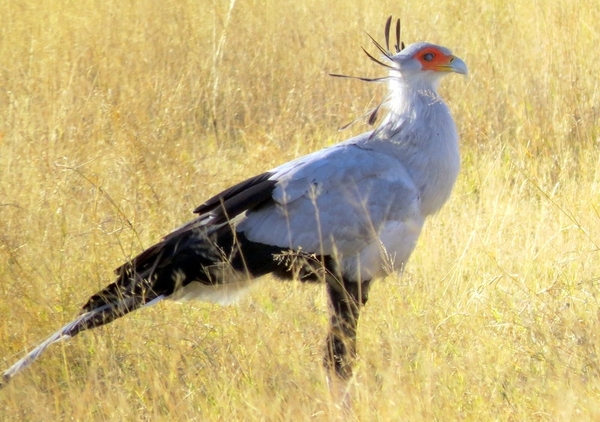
237,143 -> 421,256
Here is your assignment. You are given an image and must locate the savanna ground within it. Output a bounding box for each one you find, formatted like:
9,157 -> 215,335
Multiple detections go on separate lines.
1,0 -> 599,420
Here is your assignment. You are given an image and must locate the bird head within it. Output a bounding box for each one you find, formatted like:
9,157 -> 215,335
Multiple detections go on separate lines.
389,42 -> 467,90
330,16 -> 468,128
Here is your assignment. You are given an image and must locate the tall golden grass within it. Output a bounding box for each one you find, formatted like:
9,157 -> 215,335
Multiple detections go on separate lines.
1,0 -> 599,419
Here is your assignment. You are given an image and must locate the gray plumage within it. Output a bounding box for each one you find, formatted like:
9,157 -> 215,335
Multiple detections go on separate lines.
2,17 -> 467,390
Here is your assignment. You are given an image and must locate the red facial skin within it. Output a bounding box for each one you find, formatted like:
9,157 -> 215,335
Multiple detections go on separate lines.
415,47 -> 458,72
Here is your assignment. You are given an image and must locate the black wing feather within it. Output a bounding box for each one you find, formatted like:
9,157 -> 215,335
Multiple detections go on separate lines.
194,171 -> 275,215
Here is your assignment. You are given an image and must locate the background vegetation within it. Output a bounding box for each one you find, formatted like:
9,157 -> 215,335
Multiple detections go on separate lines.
1,0 -> 599,420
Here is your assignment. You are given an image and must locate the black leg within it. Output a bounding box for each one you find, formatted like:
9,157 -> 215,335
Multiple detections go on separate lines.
324,276 -> 372,380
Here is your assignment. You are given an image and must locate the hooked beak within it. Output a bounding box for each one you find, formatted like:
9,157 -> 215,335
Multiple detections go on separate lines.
437,55 -> 468,75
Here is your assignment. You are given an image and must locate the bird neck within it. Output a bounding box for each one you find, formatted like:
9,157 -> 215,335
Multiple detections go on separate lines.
386,76 -> 443,118
366,79 -> 460,216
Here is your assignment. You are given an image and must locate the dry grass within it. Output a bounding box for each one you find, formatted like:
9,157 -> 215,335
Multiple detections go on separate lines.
1,0 -> 600,420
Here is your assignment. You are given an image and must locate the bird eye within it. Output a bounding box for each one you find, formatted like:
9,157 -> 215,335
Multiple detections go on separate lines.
423,52 -> 434,61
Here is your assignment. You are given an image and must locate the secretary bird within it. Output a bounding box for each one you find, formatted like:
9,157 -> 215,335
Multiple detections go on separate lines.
1,17 -> 467,389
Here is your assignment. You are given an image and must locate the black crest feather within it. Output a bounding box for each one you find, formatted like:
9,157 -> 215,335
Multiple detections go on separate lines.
330,16 -> 407,129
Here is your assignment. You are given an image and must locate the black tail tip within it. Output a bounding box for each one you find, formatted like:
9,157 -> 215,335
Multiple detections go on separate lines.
0,373 -> 10,389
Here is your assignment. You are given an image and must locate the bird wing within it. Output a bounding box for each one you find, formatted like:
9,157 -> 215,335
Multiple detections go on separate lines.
237,138 -> 422,258
105,133 -> 422,307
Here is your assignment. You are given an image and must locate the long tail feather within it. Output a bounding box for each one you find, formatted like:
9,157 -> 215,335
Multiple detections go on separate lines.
1,172 -> 281,388
1,295 -> 165,388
